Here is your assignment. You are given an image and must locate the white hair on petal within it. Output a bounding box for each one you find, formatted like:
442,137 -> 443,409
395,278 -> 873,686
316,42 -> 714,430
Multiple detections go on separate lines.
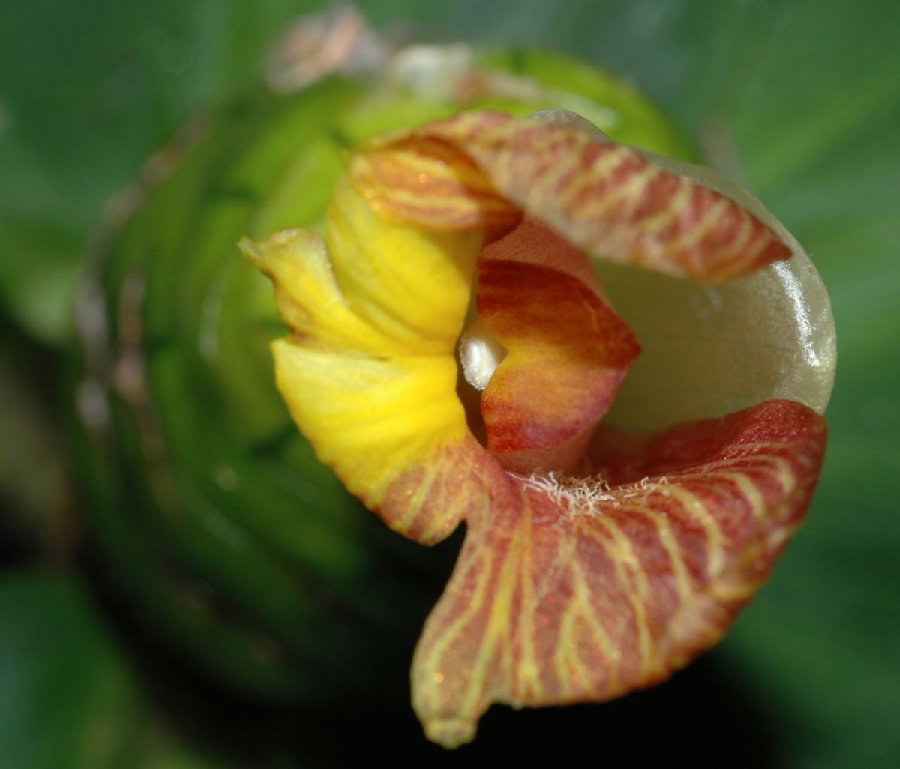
514,472 -> 669,517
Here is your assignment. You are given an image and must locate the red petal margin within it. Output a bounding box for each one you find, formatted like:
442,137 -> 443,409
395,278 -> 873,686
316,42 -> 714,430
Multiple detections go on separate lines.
351,111 -> 791,282
412,399 -> 827,748
477,220 -> 640,474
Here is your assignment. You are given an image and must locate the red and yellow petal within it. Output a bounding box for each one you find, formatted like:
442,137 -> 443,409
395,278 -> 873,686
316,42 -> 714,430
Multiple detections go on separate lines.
412,399 -> 826,747
476,219 -> 640,474
350,136 -> 521,232
351,110 -> 791,282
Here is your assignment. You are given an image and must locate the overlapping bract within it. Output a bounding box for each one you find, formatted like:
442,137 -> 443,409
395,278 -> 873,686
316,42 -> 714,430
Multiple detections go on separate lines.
243,109 -> 827,748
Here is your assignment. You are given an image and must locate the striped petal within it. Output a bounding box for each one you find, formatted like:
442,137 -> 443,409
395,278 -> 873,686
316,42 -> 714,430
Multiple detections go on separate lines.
351,110 -> 791,282
413,399 -> 827,747
349,136 -> 520,231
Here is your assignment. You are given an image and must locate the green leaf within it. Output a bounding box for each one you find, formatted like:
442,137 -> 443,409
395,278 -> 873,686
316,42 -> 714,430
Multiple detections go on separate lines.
0,217 -> 82,343
0,572 -> 245,769
0,0 -> 318,344
0,572 -> 140,769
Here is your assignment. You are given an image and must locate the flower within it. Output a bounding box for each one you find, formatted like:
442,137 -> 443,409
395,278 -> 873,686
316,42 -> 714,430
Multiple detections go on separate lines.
241,110 -> 827,747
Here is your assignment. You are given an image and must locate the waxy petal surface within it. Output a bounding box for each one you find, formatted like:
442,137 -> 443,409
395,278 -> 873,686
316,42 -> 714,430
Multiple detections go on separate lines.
413,399 -> 826,747
352,111 -> 791,282
477,220 -> 640,473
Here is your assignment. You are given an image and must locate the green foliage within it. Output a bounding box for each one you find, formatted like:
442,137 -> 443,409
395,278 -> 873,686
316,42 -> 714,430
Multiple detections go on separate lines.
0,573 -> 139,769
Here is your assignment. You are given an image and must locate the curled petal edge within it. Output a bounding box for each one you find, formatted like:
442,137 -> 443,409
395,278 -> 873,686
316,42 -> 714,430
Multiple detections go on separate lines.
351,110 -> 792,282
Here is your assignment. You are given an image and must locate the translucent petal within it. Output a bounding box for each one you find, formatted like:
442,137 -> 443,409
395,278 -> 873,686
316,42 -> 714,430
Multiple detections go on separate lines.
599,156 -> 836,431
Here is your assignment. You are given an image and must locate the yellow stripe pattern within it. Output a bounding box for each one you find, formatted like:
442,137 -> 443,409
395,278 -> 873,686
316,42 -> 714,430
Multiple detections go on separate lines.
412,400 -> 826,747
352,110 -> 792,283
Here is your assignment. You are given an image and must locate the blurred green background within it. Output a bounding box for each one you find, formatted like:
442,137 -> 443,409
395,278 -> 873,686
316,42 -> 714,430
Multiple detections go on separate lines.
1,1 -> 899,767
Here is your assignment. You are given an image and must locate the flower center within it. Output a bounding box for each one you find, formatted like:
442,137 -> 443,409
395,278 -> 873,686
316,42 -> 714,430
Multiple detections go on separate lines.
457,317 -> 506,391
455,315 -> 506,448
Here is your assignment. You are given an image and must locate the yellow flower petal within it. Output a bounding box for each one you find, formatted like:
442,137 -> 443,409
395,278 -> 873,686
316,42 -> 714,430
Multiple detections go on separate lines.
241,228 -> 401,356
242,177 -> 485,542
242,177 -> 482,357
325,176 -> 483,356
273,340 -> 471,539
